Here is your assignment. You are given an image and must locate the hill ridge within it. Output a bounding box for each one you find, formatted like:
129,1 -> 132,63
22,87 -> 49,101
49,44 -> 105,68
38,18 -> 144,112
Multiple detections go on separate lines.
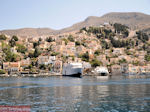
1,12 -> 150,37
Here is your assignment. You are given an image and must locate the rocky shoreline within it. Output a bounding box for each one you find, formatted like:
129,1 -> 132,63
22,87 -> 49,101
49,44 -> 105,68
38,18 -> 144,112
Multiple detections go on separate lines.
0,72 -> 110,77
0,73 -> 62,77
1,73 -> 150,79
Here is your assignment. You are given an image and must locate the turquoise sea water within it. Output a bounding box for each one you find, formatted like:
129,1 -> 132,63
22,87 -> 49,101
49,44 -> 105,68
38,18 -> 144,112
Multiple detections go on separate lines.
0,76 -> 150,112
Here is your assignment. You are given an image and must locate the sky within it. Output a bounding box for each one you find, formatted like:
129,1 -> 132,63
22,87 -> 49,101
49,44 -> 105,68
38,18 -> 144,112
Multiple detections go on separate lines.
0,0 -> 150,30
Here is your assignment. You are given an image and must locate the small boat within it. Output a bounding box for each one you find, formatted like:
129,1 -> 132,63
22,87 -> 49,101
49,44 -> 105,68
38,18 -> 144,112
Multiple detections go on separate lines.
62,63 -> 83,77
94,67 -> 109,78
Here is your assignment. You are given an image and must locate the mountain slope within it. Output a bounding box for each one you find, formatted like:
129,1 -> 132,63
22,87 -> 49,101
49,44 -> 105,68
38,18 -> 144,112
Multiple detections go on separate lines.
102,12 -> 150,29
1,12 -> 150,37
59,12 -> 150,33
0,28 -> 56,37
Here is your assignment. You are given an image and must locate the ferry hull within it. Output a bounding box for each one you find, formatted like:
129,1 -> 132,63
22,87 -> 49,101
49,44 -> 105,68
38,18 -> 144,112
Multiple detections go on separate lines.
62,63 -> 83,78
63,73 -> 82,78
63,65 -> 83,78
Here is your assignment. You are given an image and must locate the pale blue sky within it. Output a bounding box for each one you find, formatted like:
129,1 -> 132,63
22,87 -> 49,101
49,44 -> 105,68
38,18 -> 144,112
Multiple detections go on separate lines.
0,0 -> 150,30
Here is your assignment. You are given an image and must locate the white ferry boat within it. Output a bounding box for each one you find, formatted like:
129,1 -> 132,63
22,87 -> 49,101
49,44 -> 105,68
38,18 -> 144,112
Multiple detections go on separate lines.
62,63 -> 83,77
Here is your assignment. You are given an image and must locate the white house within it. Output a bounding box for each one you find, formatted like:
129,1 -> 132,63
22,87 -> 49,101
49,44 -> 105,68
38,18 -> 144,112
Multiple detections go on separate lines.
38,56 -> 56,65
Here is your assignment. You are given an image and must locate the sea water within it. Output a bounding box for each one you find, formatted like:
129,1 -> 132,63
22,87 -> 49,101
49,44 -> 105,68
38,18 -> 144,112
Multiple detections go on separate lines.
0,76 -> 150,112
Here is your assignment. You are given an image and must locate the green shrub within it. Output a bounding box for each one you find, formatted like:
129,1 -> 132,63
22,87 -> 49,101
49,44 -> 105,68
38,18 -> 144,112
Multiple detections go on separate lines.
51,52 -> 59,56
0,69 -> 6,74
94,50 -> 100,56
75,41 -> 80,46
46,37 -> 54,42
0,34 -> 7,40
12,35 -> 18,41
90,59 -> 102,67
39,64 -> 46,70
145,55 -> 150,61
80,52 -> 89,62
16,44 -> 27,54
68,35 -> 74,42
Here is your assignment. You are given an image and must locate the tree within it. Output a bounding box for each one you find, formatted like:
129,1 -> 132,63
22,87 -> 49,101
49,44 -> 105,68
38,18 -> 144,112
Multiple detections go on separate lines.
136,40 -> 139,46
61,55 -> 68,63
39,64 -> 46,70
5,52 -> 18,62
9,36 -> 19,47
94,50 -> 100,56
132,60 -> 140,66
124,30 -> 129,37
28,52 -> 34,58
101,40 -> 110,49
80,27 -> 87,33
142,44 -> 148,50
103,29 -> 112,38
16,44 -> 27,54
51,52 -> 59,56
12,35 -> 18,41
146,48 -> 150,55
39,37 -> 42,42
68,35 -> 74,42
90,59 -> 102,67
125,50 -> 132,55
113,23 -> 129,37
75,41 -> 80,46
0,34 -> 7,40
9,39 -> 16,47
0,69 -> 6,74
28,64 -> 33,69
48,64 -> 53,71
62,38 -> 68,45
38,38 -> 42,45
119,58 -> 127,64
87,26 -> 101,34
72,56 -> 75,61
110,36 -> 134,48
33,48 -> 41,58
80,52 -> 89,62
33,42 -> 39,48
145,55 -> 150,61
2,45 -> 18,62
46,37 -> 54,42
136,31 -> 149,43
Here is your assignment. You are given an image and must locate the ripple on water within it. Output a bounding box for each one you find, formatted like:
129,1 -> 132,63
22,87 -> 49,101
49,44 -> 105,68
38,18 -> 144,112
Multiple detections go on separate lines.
0,77 -> 150,112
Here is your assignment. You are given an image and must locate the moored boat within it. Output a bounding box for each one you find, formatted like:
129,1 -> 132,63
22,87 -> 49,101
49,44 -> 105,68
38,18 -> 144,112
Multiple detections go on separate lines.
93,67 -> 109,78
62,63 -> 83,77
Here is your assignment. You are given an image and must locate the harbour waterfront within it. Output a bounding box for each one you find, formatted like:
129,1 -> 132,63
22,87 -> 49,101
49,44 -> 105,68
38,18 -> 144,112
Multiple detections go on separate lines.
0,76 -> 150,112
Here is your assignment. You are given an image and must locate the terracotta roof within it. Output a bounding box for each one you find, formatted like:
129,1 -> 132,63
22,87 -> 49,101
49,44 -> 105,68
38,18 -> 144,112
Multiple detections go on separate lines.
9,62 -> 20,67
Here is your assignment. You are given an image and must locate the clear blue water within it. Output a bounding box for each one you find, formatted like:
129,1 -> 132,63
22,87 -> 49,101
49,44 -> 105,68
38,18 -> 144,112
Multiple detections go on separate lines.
0,76 -> 150,112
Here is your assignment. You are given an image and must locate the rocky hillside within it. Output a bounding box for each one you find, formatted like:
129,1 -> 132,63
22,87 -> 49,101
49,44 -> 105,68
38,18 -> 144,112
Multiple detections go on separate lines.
61,12 -> 150,33
0,28 -> 56,37
102,12 -> 150,29
0,12 -> 150,37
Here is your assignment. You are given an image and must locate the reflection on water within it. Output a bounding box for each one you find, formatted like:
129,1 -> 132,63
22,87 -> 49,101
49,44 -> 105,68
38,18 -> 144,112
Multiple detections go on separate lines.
0,76 -> 150,111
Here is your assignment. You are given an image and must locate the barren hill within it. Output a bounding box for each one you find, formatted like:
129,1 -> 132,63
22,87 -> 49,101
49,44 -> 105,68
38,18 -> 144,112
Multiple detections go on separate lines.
60,12 -> 150,33
0,28 -> 56,37
102,12 -> 150,29
1,12 -> 150,37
